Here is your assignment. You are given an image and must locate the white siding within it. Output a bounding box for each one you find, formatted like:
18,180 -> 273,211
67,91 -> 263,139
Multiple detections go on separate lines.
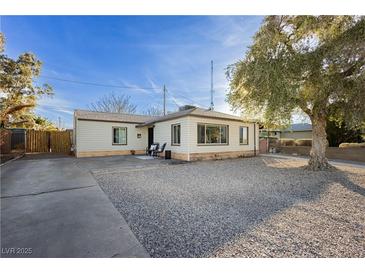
186,116 -> 258,153
153,116 -> 259,155
76,120 -> 148,152
75,116 -> 259,158
153,117 -> 190,154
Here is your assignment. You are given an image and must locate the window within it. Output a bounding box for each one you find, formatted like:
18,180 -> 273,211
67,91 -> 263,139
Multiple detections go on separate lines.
197,124 -> 228,145
171,124 -> 181,145
239,126 -> 248,145
113,127 -> 127,145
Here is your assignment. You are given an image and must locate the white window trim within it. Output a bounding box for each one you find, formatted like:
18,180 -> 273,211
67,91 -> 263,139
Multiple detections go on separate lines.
239,126 -> 249,145
171,123 -> 181,146
112,127 -> 127,145
197,123 -> 229,145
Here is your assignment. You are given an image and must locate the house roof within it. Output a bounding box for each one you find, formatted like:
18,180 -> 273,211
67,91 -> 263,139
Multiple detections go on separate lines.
136,107 -> 252,127
75,107 -> 254,126
282,123 -> 312,132
74,109 -> 153,124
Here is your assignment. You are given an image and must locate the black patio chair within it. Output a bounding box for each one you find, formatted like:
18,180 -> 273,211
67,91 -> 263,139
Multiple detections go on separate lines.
153,142 -> 167,158
146,143 -> 159,156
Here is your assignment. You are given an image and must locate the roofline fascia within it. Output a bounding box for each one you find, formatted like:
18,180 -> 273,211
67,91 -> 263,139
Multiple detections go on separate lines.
136,113 -> 255,127
76,118 -> 145,124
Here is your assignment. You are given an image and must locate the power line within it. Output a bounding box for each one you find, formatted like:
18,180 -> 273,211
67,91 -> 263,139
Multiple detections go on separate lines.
39,75 -> 161,90
167,89 -> 207,108
165,89 -> 181,108
37,75 -> 210,109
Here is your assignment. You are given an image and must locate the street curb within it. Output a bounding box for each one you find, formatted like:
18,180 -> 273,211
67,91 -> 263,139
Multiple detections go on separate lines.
0,154 -> 25,167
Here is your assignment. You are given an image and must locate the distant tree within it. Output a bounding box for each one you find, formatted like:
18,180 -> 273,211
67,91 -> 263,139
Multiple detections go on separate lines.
88,92 -> 137,114
143,106 -> 163,116
32,115 -> 58,131
0,33 -> 4,52
227,16 -> 365,170
326,120 -> 364,147
0,33 -> 53,127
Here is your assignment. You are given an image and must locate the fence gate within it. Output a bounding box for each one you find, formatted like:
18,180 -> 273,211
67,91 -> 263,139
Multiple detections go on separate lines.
26,130 -> 72,153
10,128 -> 26,150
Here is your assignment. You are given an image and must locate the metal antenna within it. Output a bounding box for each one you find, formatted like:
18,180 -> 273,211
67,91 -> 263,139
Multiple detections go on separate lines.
210,60 -> 214,110
163,85 -> 166,116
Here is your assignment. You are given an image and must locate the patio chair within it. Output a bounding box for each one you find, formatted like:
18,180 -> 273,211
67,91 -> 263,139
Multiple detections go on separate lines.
153,142 -> 167,158
146,143 -> 159,156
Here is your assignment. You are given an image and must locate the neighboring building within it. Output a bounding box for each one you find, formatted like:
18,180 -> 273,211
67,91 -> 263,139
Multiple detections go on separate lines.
73,106 -> 259,161
280,123 -> 312,139
259,129 -> 281,139
259,123 -> 312,140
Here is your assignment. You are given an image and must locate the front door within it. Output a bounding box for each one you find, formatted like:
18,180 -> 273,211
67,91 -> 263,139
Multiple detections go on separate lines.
148,127 -> 154,148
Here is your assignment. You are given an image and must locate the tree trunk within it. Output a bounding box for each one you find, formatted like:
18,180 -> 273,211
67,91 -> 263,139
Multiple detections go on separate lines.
307,114 -> 332,171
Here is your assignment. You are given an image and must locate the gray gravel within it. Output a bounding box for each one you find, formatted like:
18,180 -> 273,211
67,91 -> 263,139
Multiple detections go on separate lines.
94,156 -> 365,258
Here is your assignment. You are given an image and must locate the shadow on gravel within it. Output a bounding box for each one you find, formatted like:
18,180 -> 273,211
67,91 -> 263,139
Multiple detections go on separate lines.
336,171 -> 365,197
94,156 -> 363,258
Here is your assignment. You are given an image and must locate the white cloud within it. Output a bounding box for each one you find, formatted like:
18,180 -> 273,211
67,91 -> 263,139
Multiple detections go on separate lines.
141,16 -> 262,115
35,95 -> 75,128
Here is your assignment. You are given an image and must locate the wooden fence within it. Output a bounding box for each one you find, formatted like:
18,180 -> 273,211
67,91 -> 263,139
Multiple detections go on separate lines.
0,129 -> 12,154
26,130 -> 72,153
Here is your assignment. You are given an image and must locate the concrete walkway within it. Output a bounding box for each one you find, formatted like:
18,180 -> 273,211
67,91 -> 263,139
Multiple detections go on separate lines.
261,153 -> 365,169
0,157 -> 149,258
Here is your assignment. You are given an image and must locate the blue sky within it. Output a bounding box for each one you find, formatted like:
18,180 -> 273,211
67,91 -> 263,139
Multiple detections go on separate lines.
2,16 -> 263,128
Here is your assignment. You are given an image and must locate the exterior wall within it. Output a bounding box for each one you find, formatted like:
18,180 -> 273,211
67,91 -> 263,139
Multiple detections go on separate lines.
280,131 -> 312,139
154,116 -> 259,161
187,116 -> 258,154
75,119 -> 148,157
75,116 -> 259,161
153,117 -> 190,155
279,146 -> 365,163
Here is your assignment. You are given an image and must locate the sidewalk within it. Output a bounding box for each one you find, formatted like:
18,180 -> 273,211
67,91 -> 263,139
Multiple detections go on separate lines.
261,153 -> 365,169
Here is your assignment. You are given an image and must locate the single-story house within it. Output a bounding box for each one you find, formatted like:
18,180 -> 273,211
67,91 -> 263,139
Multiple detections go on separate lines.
280,123 -> 312,139
260,123 -> 312,140
73,106 -> 259,161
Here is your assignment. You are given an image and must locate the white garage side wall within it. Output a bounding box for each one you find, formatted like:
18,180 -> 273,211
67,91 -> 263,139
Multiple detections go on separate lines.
186,116 -> 258,153
76,120 -> 148,156
153,117 -> 190,154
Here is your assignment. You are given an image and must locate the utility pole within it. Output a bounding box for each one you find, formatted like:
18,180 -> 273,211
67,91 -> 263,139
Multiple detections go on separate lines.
58,117 -> 61,129
163,84 -> 166,116
210,60 -> 214,110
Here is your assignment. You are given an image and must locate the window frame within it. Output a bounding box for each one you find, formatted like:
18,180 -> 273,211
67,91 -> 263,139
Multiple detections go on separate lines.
197,123 -> 229,146
112,126 -> 127,145
171,123 -> 181,146
239,126 -> 249,145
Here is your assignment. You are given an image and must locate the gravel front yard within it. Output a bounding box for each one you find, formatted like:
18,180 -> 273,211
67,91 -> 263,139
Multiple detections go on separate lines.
94,156 -> 365,258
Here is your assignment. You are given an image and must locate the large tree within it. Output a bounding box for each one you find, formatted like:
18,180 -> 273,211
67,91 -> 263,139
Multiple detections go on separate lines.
89,92 -> 137,114
227,16 -> 365,170
0,33 -> 53,127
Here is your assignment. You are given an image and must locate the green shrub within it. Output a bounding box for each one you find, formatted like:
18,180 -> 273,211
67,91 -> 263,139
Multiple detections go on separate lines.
295,139 -> 312,146
339,142 -> 365,148
279,138 -> 295,146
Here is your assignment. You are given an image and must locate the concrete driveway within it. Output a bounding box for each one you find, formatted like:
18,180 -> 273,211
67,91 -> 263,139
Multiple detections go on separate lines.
0,155 -> 149,258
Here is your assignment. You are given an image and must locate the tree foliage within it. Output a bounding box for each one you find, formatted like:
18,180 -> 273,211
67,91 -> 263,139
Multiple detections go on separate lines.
227,16 -> 365,170
0,33 -> 53,127
88,92 -> 137,114
326,120 -> 364,147
32,115 -> 58,131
